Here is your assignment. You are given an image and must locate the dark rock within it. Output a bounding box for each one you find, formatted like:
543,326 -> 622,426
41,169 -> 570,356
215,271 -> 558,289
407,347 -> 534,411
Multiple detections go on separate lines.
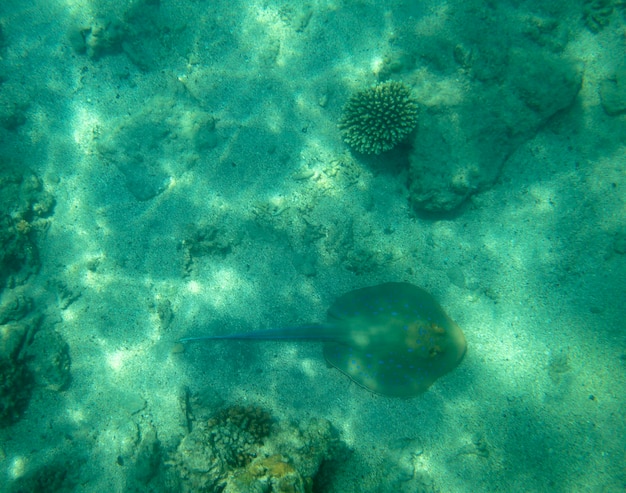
600,67 -> 626,116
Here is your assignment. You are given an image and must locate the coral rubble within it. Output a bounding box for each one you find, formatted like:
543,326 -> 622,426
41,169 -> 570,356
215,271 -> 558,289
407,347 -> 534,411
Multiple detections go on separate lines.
174,404 -> 346,492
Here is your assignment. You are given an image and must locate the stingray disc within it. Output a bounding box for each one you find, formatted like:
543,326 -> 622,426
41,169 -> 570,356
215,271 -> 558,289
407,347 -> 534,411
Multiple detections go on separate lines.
323,282 -> 466,397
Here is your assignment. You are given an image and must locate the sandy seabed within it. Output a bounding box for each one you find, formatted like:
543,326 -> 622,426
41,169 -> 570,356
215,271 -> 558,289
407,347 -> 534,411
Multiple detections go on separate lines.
0,1 -> 625,492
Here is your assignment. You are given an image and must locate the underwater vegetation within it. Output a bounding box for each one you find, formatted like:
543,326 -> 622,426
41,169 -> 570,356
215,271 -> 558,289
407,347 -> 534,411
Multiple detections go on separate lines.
181,282 -> 466,398
339,81 -> 418,155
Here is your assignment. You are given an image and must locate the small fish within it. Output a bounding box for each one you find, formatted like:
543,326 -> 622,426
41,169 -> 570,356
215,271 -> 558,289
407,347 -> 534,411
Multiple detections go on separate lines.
179,282 -> 466,397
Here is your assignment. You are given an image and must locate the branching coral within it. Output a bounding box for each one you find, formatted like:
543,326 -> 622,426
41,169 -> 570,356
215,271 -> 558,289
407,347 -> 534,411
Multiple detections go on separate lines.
339,81 -> 418,155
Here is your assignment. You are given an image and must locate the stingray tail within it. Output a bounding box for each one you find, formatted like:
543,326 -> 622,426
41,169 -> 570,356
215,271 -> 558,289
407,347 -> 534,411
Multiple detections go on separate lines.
178,323 -> 338,343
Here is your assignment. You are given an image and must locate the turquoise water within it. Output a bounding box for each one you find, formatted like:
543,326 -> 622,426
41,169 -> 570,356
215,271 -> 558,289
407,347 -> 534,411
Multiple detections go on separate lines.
0,1 -> 625,491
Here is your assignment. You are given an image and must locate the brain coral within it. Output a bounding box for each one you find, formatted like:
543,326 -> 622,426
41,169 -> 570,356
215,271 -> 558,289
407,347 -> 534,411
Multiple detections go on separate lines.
339,81 -> 418,155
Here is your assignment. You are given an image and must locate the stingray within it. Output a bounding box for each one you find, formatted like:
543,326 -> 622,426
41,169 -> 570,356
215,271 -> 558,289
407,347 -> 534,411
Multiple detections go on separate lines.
179,282 -> 466,397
